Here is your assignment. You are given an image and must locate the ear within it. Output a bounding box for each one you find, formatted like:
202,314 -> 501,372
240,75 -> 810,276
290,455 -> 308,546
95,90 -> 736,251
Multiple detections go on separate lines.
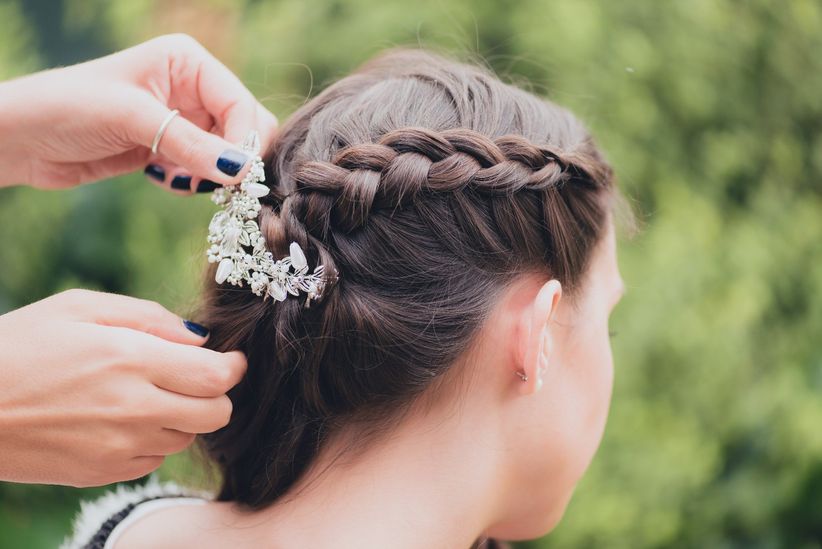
516,279 -> 562,395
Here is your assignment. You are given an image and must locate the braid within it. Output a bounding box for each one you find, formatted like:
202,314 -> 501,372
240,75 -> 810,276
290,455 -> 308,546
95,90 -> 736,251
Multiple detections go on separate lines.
248,126 -> 608,313
289,127 -> 600,235
255,166 -> 342,305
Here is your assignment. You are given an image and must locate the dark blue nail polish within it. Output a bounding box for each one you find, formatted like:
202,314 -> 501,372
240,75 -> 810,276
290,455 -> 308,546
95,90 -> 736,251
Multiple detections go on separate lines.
171,175 -> 192,190
144,164 -> 165,182
196,179 -> 222,193
183,320 -> 210,337
216,150 -> 249,176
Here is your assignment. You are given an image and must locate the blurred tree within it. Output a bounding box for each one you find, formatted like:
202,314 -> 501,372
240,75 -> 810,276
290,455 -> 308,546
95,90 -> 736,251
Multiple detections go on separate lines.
0,0 -> 820,547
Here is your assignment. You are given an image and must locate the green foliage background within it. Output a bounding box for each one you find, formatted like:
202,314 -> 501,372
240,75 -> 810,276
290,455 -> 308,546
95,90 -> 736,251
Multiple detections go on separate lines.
1,0 -> 821,547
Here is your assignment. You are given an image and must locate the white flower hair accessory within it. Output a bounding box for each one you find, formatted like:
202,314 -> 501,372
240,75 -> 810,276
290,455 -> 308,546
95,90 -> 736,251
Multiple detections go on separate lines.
206,130 -> 331,303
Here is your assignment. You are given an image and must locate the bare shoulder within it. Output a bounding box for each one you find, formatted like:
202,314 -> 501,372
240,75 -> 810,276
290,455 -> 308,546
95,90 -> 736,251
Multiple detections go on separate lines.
113,499 -> 222,549
114,498 -> 284,548
61,477 -> 216,549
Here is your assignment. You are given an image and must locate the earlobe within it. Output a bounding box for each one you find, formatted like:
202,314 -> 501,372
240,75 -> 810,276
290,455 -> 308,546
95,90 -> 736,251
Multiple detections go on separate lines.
516,279 -> 562,396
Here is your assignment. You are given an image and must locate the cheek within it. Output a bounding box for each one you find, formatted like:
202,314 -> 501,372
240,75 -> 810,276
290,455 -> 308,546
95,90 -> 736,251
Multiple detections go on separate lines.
554,323 -> 615,478
506,327 -> 615,538
585,331 -> 615,441
575,323 -> 614,442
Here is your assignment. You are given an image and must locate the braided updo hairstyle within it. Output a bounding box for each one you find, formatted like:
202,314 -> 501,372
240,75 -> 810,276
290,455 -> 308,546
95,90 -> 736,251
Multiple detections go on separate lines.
198,49 -> 617,544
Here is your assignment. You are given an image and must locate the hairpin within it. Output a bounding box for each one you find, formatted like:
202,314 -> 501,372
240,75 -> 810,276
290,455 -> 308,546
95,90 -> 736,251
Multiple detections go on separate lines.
205,130 -> 330,303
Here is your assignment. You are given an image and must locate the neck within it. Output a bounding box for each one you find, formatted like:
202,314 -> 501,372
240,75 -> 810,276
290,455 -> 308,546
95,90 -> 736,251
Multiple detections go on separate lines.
233,396 -> 506,548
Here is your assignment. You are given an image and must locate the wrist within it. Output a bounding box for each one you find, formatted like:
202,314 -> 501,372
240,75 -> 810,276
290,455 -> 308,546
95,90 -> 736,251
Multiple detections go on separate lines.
0,76 -> 34,187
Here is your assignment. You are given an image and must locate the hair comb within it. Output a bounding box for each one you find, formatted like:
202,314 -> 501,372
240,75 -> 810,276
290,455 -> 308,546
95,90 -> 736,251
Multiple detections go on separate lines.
205,130 -> 330,303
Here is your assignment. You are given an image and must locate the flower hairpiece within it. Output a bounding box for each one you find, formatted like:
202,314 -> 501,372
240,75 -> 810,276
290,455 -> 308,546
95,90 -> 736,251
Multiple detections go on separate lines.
206,130 -> 330,303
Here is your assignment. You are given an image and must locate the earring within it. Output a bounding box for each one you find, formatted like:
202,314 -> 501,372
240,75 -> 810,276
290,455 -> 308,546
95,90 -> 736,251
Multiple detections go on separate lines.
515,370 -> 544,390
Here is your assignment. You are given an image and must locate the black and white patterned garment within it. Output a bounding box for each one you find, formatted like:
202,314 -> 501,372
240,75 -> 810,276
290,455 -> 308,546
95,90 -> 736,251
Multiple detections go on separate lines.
61,476 -> 211,549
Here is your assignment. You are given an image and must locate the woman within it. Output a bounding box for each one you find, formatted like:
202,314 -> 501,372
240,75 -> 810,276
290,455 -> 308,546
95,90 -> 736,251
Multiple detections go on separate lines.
64,48 -> 627,548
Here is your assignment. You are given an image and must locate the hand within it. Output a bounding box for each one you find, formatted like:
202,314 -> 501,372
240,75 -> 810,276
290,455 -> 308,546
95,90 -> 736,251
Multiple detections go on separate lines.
0,33 -> 278,193
0,289 -> 247,487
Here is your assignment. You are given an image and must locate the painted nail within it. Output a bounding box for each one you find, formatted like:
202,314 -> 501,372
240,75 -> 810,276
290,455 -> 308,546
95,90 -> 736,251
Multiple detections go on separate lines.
144,164 -> 165,182
216,150 -> 249,176
183,320 -> 210,337
171,175 -> 192,191
196,179 -> 222,193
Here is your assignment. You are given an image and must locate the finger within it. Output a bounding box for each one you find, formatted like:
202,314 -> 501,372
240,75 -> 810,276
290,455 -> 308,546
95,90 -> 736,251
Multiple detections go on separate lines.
55,288 -> 210,346
120,456 -> 165,481
145,165 -> 215,195
143,161 -> 170,185
178,106 -> 216,134
163,167 -> 196,195
139,340 -> 247,398
155,392 -> 235,434
186,120 -> 242,194
190,176 -> 223,194
186,121 -> 236,194
141,428 -> 196,457
142,105 -> 214,190
143,163 -> 215,195
97,322 -> 246,398
137,101 -> 253,185
78,148 -> 151,183
184,46 -> 262,145
144,117 -> 223,195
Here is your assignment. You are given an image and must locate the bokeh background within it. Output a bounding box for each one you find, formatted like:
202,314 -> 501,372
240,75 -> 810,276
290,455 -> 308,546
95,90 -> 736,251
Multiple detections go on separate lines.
1,0 -> 821,547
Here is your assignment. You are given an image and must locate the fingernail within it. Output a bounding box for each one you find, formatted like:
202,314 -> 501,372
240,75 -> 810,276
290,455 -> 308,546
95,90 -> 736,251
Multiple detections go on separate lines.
216,150 -> 249,176
171,175 -> 192,190
144,164 -> 165,182
196,179 -> 222,193
183,320 -> 210,337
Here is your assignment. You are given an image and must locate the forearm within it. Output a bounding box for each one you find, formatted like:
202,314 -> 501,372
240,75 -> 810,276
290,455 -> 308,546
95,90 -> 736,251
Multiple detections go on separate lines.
0,72 -> 43,188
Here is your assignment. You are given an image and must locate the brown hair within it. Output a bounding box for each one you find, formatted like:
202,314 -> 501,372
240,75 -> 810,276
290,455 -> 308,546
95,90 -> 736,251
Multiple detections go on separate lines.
197,48 -> 617,547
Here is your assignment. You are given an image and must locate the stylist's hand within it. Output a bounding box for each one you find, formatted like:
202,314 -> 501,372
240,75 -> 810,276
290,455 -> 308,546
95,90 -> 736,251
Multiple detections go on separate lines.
0,33 -> 278,193
0,289 -> 246,487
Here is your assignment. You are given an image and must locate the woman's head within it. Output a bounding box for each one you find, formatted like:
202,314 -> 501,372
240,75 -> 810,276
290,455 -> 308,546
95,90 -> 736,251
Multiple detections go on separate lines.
198,48 -> 623,539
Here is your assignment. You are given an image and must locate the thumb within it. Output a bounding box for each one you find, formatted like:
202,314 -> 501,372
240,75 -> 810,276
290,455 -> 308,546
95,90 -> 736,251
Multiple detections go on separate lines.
52,289 -> 210,347
137,98 -> 253,185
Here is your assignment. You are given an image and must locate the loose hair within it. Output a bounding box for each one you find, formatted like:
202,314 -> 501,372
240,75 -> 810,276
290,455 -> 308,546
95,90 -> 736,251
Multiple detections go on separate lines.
197,48 -> 617,548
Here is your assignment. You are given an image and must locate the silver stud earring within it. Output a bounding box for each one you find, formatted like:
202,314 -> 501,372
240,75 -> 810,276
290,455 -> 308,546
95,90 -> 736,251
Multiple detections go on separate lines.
514,371 -> 528,382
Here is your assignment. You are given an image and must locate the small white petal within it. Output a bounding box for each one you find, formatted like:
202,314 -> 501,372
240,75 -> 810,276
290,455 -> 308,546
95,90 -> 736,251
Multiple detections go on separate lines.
208,211 -> 228,232
289,242 -> 307,270
216,258 -> 234,284
245,182 -> 270,198
268,281 -> 287,301
225,227 -> 242,246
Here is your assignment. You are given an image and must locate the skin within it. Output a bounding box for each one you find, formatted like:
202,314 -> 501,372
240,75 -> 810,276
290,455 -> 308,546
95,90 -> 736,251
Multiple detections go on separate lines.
0,34 -> 279,486
0,33 -> 278,192
116,221 -> 625,548
0,290 -> 246,487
